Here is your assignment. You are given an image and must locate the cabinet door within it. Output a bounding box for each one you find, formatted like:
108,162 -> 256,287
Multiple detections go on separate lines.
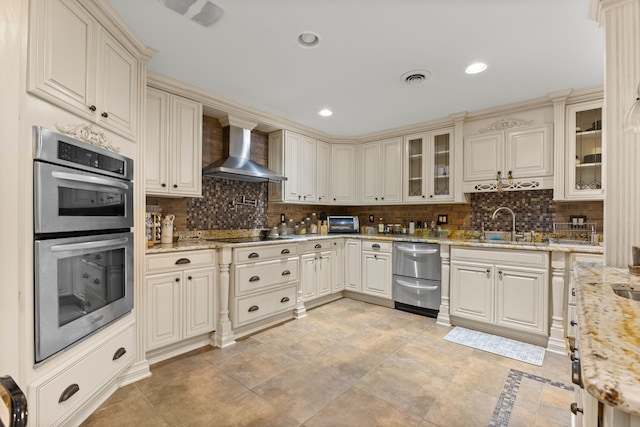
29,0 -> 96,120
95,28 -> 137,139
403,133 -> 428,202
183,267 -> 216,338
316,140 -> 331,203
146,273 -> 182,350
145,87 -> 170,194
566,101 -> 604,200
345,239 -> 362,291
284,131 -> 303,201
332,240 -> 345,292
268,130 -> 284,201
505,125 -> 553,179
361,142 -> 380,203
450,261 -> 494,323
361,252 -> 392,299
380,137 -> 403,203
331,144 -> 357,204
300,253 -> 317,301
428,129 -> 453,201
463,133 -> 503,181
495,266 -> 546,334
317,251 -> 333,297
170,95 -> 203,197
301,136 -> 317,202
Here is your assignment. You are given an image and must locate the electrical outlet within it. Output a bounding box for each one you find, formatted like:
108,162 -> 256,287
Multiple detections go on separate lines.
438,214 -> 448,224
369,214 -> 374,223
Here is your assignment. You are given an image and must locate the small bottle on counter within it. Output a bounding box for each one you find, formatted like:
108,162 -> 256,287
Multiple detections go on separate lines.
378,218 -> 384,233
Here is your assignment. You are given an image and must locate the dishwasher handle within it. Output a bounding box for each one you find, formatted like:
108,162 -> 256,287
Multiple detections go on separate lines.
395,246 -> 439,256
394,278 -> 439,291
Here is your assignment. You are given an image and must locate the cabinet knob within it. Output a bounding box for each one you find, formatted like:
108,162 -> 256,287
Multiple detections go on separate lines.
318,197 -> 321,201
59,384 -> 80,403
175,277 -> 180,282
381,197 -> 384,200
187,276 -> 192,280
88,105 -> 96,112
486,269 -> 491,279
82,273 -> 89,278
93,278 -> 100,284
333,198 -> 336,201
570,344 -> 578,352
570,320 -> 578,327
422,195 -> 425,198
101,112 -> 109,118
498,271 -> 503,280
570,403 -> 583,415
572,288 -> 576,297
429,195 -> 433,198
173,184 -> 178,188
298,195 -> 301,200
161,183 -> 167,188
570,353 -> 579,362
375,197 -> 378,201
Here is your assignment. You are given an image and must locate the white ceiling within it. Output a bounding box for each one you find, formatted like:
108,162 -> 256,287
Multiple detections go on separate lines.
108,0 -> 604,137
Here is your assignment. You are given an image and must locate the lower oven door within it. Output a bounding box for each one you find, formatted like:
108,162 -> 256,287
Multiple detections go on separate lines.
34,231 -> 133,363
392,276 -> 441,311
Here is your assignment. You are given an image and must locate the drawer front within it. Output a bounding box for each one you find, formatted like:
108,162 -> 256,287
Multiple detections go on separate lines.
35,324 -> 135,425
299,239 -> 338,253
361,240 -> 392,252
235,284 -> 298,326
570,252 -> 603,266
235,257 -> 298,295
451,247 -> 547,268
234,244 -> 298,264
146,250 -> 215,274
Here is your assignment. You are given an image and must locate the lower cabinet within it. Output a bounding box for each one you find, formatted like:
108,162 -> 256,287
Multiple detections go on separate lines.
566,252 -> 603,340
145,250 -> 216,351
361,240 -> 392,299
300,240 -> 336,302
345,239 -> 362,292
450,247 -> 549,336
332,240 -> 345,292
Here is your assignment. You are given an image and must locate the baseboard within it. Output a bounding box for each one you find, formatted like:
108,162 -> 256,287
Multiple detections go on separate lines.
118,360 -> 151,387
343,291 -> 394,308
145,333 -> 214,365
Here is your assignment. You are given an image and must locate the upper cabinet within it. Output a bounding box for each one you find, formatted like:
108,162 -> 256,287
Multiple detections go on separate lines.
360,137 -> 403,204
463,123 -> 553,192
403,128 -> 455,203
145,87 -> 203,197
28,0 -> 141,141
330,144 -> 358,205
565,101 -> 603,200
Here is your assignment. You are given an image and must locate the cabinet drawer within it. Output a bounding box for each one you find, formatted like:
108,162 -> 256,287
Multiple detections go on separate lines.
234,284 -> 298,327
361,240 -> 392,252
299,239 -> 337,252
451,247 -> 547,268
570,252 -> 603,266
235,257 -> 298,295
33,324 -> 134,425
234,244 -> 298,264
146,250 -> 215,274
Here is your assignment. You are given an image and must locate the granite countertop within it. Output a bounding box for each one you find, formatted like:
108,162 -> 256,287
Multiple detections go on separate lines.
146,233 -> 603,254
574,262 -> 640,415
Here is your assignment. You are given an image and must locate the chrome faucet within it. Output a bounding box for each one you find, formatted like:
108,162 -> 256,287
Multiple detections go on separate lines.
491,206 -> 517,241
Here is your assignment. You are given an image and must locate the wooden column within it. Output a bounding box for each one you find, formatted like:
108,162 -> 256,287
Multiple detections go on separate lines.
214,247 -> 235,347
437,243 -> 451,326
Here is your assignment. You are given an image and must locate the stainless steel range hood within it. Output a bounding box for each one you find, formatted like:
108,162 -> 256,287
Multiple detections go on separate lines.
202,119 -> 286,183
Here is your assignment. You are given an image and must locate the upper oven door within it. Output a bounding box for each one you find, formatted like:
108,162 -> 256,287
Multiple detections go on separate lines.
34,161 -> 133,234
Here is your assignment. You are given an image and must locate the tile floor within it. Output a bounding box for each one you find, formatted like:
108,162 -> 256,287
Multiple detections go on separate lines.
82,298 -> 574,427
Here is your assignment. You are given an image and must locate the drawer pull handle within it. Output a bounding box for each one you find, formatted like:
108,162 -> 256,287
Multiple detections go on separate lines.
570,403 -> 583,415
570,320 -> 578,327
486,269 -> 491,279
571,360 -> 582,387
570,344 -> 578,352
59,384 -> 80,403
314,244 -> 322,249
248,305 -> 259,312
175,258 -> 191,265
113,347 -> 127,360
249,276 -> 260,282
372,244 -> 381,249
282,270 -> 291,276
280,297 -> 290,303
281,249 -> 290,254
248,253 -> 259,258
572,288 -> 576,297
570,353 -> 579,362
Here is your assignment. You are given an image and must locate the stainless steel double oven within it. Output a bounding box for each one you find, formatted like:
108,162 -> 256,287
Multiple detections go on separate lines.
33,126 -> 134,363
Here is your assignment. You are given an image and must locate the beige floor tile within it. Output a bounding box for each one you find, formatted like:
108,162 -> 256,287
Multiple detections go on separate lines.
198,336 -> 262,364
390,337 -> 468,380
540,382 -> 574,410
341,328 -> 409,357
135,350 -> 211,395
537,401 -> 573,425
304,387 -> 422,427
305,341 -> 386,384
264,328 -> 338,362
451,355 -> 512,396
423,384 -> 498,427
82,392 -> 170,427
251,364 -> 351,424
514,376 -> 543,411
508,404 -> 538,427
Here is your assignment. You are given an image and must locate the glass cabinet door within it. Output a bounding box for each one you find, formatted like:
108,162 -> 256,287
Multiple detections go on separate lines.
567,101 -> 603,199
430,129 -> 452,200
404,133 -> 427,202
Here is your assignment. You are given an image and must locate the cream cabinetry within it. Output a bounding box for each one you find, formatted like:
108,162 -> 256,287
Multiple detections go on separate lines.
300,241 -> 333,301
463,124 -> 553,192
331,144 -> 358,204
450,247 -> 549,338
361,241 -> 392,299
565,101 -> 604,200
231,243 -> 298,328
403,128 -> 455,203
28,0 -> 140,140
361,138 -> 403,204
332,240 -> 345,292
345,239 -> 362,292
145,250 -> 216,351
566,253 -> 603,340
29,321 -> 135,426
316,140 -> 331,203
145,87 -> 203,197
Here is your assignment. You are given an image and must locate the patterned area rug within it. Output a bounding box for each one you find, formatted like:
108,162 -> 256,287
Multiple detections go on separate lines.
443,327 -> 545,366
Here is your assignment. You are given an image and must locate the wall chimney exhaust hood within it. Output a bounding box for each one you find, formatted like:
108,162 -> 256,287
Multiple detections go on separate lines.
202,116 -> 286,183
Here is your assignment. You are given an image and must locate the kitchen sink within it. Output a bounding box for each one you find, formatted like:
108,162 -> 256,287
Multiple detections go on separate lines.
612,289 -> 640,301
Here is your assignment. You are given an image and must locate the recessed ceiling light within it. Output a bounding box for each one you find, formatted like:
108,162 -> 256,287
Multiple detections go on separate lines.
318,109 -> 332,117
465,62 -> 488,74
298,32 -> 320,48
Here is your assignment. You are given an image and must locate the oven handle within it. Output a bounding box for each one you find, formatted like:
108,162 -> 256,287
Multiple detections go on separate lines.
51,170 -> 129,190
51,237 -> 129,252
395,278 -> 439,291
395,246 -> 439,255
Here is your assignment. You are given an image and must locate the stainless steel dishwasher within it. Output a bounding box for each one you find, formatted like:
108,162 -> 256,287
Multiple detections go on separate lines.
392,242 -> 441,318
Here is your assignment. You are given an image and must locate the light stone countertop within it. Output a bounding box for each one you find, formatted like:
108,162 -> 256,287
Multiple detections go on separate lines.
146,233 -> 604,254
574,262 -> 640,415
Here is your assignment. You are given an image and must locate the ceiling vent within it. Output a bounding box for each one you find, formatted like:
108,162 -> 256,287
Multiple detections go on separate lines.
401,70 -> 431,85
161,0 -> 224,27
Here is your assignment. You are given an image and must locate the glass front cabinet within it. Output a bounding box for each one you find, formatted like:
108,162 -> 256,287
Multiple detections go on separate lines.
403,128 -> 454,203
566,100 -> 603,200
